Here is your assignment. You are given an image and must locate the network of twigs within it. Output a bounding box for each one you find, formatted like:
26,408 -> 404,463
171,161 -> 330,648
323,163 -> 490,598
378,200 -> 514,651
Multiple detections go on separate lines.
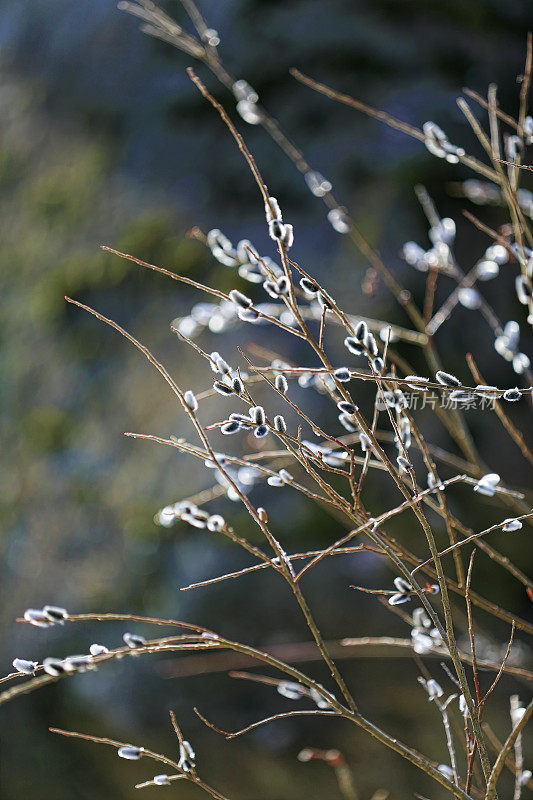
3,3 -> 533,800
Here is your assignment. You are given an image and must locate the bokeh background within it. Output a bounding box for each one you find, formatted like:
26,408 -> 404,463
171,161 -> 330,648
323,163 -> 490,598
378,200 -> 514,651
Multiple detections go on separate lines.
1,1 -> 532,798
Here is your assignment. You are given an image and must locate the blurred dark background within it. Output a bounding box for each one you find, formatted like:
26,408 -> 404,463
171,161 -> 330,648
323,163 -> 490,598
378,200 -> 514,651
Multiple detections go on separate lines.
1,1 -> 532,798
